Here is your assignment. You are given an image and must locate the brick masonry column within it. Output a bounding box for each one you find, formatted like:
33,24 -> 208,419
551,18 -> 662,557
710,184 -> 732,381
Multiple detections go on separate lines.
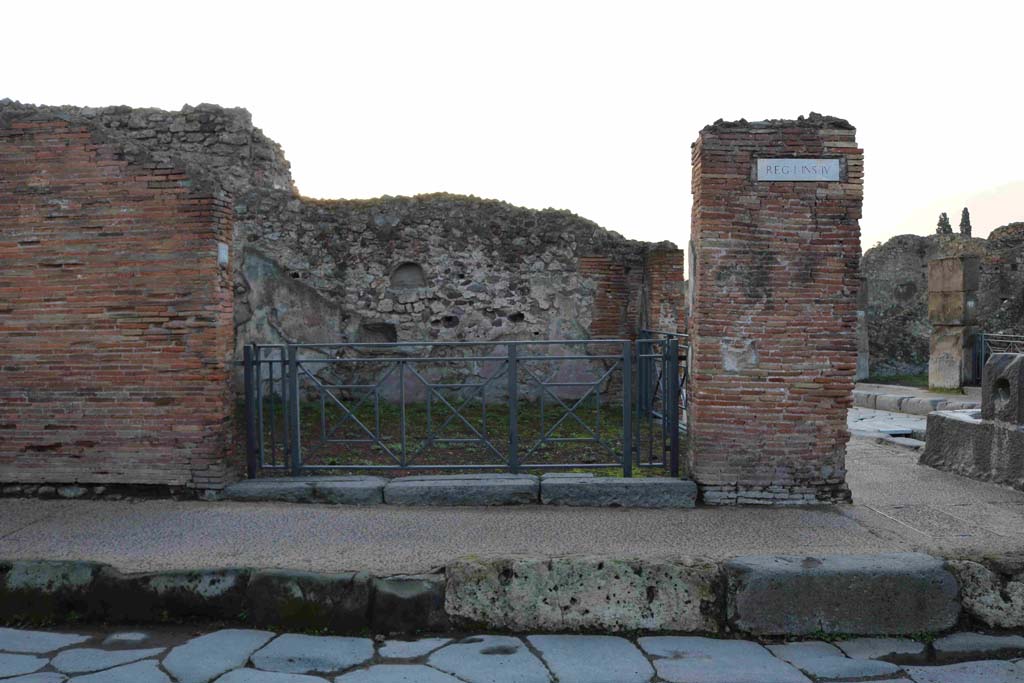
688,115 -> 863,504
927,255 -> 979,389
644,248 -> 688,333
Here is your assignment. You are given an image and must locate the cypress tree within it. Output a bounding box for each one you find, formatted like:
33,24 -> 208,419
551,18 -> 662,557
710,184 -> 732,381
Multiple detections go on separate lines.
959,207 -> 972,237
937,212 -> 952,235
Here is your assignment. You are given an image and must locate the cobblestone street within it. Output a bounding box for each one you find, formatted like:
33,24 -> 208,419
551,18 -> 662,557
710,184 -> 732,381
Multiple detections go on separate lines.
2,626 -> 1024,683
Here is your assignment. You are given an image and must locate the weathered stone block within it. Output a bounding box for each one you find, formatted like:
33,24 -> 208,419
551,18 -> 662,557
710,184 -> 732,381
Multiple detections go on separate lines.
223,477 -> 386,505
928,255 -> 980,293
91,567 -> 249,622
540,477 -> 697,508
874,394 -> 907,413
0,560 -> 104,622
245,570 -> 372,632
949,559 -> 1024,629
371,574 -> 449,633
445,556 -> 720,632
383,474 -> 539,506
929,326 -> 972,390
920,411 -> 1024,491
724,553 -> 959,635
982,353 -> 1024,425
928,291 -> 977,325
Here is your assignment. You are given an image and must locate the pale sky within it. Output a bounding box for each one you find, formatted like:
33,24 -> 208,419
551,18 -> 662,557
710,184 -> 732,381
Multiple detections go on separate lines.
4,1 -> 1022,250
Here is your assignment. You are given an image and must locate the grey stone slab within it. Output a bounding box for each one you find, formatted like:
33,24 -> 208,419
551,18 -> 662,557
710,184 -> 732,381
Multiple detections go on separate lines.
213,671 -> 328,683
101,633 -> 150,646
246,571 -> 371,633
0,628 -> 89,654
540,477 -> 697,508
0,653 -> 47,678
370,575 -> 448,633
52,647 -> 164,674
223,478 -> 385,505
835,637 -> 926,661
527,635 -> 653,683
384,475 -> 539,506
71,660 -> 170,683
637,637 -> 810,683
378,639 -> 451,660
725,552 -> 960,635
164,629 -> 276,683
932,632 -> 1024,661
251,635 -> 373,674
539,472 -> 594,479
3,673 -> 67,683
875,395 -> 908,413
427,636 -> 551,683
334,664 -> 463,682
905,660 -> 1024,683
766,641 -> 902,680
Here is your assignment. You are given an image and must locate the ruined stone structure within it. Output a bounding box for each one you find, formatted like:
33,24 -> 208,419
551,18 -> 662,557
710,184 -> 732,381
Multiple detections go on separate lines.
0,100 -> 685,490
687,115 -> 863,504
861,225 -> 1024,377
921,352 -> 1024,490
928,255 -> 979,389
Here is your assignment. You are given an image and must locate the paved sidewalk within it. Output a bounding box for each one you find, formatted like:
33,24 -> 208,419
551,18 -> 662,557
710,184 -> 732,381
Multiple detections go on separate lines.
2,438 -> 1024,574
2,625 -> 1023,682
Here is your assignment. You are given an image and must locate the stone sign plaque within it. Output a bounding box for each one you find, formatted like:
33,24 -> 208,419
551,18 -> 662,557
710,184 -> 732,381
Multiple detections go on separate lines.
756,158 -> 840,181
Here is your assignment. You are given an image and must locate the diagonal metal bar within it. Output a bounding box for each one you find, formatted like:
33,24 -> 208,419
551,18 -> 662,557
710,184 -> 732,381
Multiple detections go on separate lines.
521,363 -> 613,441
299,364 -> 401,465
306,362 -> 397,442
519,363 -> 619,461
412,364 -> 508,458
405,364 -> 507,463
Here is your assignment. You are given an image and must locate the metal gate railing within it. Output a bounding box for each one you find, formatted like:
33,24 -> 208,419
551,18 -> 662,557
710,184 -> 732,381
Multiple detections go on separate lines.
636,330 -> 688,477
972,332 -> 1024,384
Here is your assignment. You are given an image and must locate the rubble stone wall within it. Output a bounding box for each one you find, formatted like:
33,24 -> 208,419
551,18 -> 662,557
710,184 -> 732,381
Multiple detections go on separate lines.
861,225 -> 1024,377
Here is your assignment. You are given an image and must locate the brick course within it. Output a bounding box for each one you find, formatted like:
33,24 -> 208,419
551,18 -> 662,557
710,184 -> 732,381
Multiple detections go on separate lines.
0,114 -> 236,490
687,115 -> 863,503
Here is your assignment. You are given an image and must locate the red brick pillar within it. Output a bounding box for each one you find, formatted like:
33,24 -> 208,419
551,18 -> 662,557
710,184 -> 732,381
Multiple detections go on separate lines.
688,115 -> 863,504
644,248 -> 687,333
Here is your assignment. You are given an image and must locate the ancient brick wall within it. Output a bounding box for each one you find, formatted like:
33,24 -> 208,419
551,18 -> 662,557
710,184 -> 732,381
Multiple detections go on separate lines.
0,110 -> 236,490
688,115 -> 863,504
644,248 -> 687,333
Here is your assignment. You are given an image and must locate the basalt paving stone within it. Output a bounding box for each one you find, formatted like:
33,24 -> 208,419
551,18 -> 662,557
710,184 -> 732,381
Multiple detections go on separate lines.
427,635 -> 551,683
526,635 -> 654,683
72,659 -> 171,683
213,671 -> 329,683
377,639 -> 451,660
932,632 -> 1024,661
4,673 -> 68,682
637,637 -> 810,683
52,646 -> 164,674
0,653 -> 47,678
163,629 -> 276,683
383,475 -> 540,507
0,628 -> 89,654
835,637 -> 927,661
334,664 -> 464,682
251,635 -> 373,674
905,660 -> 1024,683
766,641 -> 903,680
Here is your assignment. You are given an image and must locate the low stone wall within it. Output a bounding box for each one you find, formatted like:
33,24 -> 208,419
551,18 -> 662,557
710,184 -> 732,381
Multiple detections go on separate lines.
920,410 -> 1024,490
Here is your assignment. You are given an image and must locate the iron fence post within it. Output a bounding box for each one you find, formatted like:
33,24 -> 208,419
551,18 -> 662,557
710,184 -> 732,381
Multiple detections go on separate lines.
243,344 -> 258,479
287,344 -> 302,475
667,336 -> 680,478
622,340 -> 632,478
507,343 -> 519,473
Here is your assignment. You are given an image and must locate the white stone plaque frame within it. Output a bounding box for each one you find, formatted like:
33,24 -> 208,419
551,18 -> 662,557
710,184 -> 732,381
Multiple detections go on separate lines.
756,158 -> 841,182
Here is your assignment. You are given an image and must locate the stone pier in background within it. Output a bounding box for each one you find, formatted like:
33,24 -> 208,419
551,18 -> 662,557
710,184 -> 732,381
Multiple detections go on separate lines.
928,255 -> 979,389
687,115 -> 864,504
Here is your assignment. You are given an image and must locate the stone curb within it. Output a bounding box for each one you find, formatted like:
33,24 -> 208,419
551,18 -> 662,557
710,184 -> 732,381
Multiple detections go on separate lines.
224,475 -> 702,508
853,389 -> 979,416
0,552 -> 991,636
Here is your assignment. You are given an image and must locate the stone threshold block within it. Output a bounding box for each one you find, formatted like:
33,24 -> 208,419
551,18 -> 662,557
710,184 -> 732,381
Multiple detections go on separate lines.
223,477 -> 386,505
724,552 -> 959,635
383,474 -> 539,506
540,475 -> 697,508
